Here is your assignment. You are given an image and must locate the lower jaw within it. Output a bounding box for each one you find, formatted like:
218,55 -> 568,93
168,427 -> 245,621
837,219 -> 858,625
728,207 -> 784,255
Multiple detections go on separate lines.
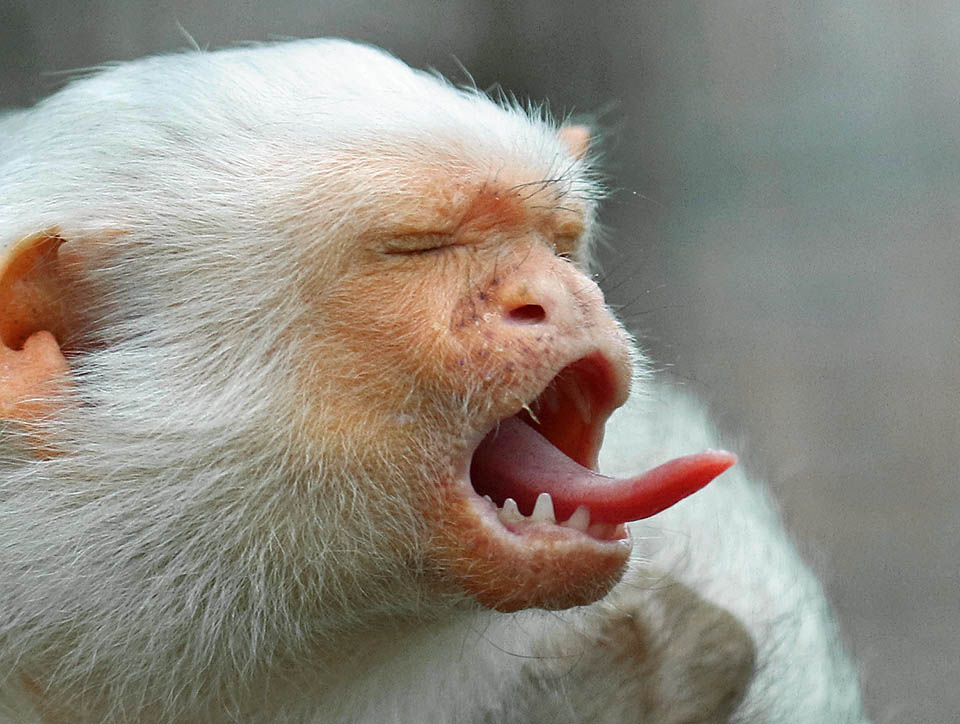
431,489 -> 631,612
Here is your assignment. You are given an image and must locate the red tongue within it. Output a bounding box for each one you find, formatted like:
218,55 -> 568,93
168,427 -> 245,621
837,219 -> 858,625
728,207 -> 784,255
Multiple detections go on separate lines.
471,417 -> 736,524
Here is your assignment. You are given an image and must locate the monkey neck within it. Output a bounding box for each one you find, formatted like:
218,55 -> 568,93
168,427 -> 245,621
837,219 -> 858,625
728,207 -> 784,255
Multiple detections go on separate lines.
18,607 -> 485,724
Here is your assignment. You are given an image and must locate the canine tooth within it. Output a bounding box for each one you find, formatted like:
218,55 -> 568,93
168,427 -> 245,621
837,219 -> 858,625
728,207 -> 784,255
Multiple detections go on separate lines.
521,403 -> 541,424
482,495 -> 494,505
562,505 -> 590,532
531,492 -> 556,523
499,498 -> 524,524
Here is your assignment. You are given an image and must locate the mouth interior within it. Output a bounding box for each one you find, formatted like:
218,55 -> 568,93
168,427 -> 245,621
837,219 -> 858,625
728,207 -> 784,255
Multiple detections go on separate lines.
469,354 -> 614,517
468,356 -> 737,534
468,355 -> 620,538
513,355 -> 613,471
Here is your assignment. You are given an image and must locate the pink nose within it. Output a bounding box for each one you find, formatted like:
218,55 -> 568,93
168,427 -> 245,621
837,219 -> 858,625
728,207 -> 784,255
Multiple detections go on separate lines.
494,244 -> 607,331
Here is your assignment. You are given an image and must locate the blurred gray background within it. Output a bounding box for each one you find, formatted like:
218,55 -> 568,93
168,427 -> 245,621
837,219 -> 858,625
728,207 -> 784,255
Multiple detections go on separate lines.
2,1 -> 957,721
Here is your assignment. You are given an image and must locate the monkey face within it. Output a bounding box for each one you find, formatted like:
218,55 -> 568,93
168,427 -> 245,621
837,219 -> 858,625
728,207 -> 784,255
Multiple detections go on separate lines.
298,162 -> 731,612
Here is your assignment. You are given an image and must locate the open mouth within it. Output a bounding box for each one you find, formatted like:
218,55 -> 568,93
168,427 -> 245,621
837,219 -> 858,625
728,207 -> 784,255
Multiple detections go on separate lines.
468,353 -> 736,543
434,351 -> 735,612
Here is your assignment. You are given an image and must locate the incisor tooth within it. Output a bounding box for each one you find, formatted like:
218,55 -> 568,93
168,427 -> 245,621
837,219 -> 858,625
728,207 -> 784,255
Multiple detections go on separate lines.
531,492 -> 556,523
562,505 -> 590,532
499,498 -> 524,524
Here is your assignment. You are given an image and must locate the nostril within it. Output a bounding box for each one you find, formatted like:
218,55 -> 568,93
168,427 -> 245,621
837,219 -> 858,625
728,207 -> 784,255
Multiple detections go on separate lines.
506,304 -> 547,324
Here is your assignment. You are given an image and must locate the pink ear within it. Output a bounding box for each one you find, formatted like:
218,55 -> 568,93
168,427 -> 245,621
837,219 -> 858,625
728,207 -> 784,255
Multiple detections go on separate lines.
0,233 -> 71,423
559,125 -> 591,160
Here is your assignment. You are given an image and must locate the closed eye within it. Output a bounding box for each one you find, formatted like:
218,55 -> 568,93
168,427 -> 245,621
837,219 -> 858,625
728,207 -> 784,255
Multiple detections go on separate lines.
553,236 -> 585,267
381,233 -> 454,255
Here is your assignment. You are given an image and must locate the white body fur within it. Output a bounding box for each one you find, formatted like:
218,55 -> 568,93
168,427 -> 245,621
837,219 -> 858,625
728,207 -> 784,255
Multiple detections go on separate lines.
0,40 -> 866,723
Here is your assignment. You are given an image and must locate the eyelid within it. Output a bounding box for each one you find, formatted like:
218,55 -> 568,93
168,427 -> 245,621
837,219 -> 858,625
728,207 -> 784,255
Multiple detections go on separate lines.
553,233 -> 582,261
381,232 -> 454,255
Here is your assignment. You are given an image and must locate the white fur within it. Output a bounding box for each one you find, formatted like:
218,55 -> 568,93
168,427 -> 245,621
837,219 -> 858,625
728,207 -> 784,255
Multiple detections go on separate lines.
0,40 -> 866,723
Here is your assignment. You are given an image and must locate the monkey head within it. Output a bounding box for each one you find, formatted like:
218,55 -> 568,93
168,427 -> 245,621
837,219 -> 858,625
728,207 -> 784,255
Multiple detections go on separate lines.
0,41 -> 734,655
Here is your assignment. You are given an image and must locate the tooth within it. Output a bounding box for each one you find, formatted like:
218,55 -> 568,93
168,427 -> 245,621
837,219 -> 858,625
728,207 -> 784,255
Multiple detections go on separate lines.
531,492 -> 556,524
499,498 -> 524,524
521,403 -> 541,424
482,495 -> 494,506
562,505 -> 590,532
